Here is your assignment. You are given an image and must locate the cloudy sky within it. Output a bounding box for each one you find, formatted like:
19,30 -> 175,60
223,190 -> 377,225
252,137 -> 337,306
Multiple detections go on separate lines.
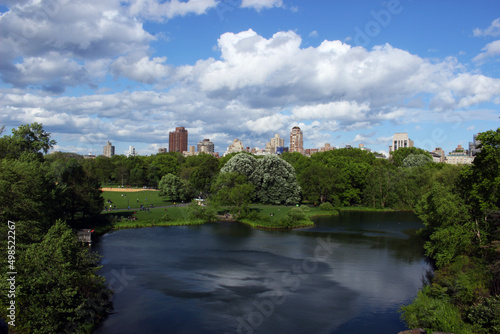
1,0 -> 499,156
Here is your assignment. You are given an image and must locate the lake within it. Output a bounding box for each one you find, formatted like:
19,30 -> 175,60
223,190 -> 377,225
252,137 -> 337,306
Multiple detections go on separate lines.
93,211 -> 431,334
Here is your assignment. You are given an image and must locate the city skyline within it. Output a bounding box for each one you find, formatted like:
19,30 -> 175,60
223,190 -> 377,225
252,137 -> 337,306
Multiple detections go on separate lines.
98,128 -> 481,158
0,1 -> 499,156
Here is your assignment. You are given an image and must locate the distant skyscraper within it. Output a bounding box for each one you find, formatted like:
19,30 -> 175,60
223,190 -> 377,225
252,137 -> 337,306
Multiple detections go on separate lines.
127,146 -> 137,157
469,133 -> 481,157
169,127 -> 188,153
289,126 -> 304,154
103,141 -> 115,157
389,132 -> 414,152
268,134 -> 285,154
224,139 -> 245,156
197,139 -> 215,153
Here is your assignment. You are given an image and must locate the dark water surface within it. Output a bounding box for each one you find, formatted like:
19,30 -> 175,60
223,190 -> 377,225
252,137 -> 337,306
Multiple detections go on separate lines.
93,211 -> 430,334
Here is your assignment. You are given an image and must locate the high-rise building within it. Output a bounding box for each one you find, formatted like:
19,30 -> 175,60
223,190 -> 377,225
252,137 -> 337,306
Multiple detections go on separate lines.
103,141 -> 115,158
224,139 -> 245,156
469,133 -> 481,157
197,139 -> 215,153
269,134 -> 285,154
289,126 -> 304,154
158,147 -> 168,154
389,133 -> 414,152
127,146 -> 137,157
169,127 -> 188,153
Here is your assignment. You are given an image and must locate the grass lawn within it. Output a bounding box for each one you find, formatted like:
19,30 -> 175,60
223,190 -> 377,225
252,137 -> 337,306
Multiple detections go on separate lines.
101,206 -> 203,229
96,203 -> 340,233
102,190 -> 175,210
237,205 -> 339,229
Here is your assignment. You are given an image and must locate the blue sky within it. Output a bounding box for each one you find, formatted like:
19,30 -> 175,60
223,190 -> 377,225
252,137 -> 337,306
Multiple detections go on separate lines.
1,0 -> 499,157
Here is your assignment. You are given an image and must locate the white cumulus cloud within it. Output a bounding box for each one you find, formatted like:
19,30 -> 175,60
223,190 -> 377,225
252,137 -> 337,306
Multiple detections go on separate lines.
240,0 -> 283,11
127,0 -> 218,21
473,40 -> 500,63
473,18 -> 500,37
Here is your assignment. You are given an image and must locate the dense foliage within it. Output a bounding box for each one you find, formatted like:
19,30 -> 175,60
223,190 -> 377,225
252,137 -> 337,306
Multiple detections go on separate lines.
400,128 -> 500,333
0,123 -> 110,333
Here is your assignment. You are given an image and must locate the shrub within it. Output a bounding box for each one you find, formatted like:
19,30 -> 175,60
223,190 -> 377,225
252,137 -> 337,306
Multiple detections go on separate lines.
187,201 -> 217,222
400,286 -> 475,334
319,202 -> 336,211
466,296 -> 500,333
279,207 -> 307,228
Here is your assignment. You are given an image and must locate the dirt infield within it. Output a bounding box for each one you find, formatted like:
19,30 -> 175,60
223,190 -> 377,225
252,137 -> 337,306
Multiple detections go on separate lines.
101,187 -> 158,192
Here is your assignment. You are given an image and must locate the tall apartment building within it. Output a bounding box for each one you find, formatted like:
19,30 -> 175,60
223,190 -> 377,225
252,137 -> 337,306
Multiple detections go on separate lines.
289,126 -> 304,154
469,133 -> 481,157
197,139 -> 215,153
270,134 -> 284,153
103,141 -> 115,158
389,132 -> 414,152
224,139 -> 245,156
127,146 -> 137,157
169,127 -> 188,153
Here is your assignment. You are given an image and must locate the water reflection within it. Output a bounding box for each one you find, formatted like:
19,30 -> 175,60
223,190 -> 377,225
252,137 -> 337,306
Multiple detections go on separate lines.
94,211 -> 430,334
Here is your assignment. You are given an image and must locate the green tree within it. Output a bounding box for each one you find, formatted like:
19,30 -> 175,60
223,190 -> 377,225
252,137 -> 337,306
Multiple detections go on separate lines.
281,152 -> 311,177
88,155 -> 114,185
249,155 -> 301,205
4,220 -> 111,334
51,158 -> 104,224
182,153 -> 220,195
394,165 -> 434,210
150,153 -> 183,179
363,165 -> 398,208
299,165 -> 342,204
416,183 -> 471,236
390,147 -> 431,167
211,172 -> 255,217
158,173 -> 190,202
279,207 -> 308,229
0,122 -> 56,160
461,128 -> 500,220
186,199 -> 217,222
0,159 -> 57,226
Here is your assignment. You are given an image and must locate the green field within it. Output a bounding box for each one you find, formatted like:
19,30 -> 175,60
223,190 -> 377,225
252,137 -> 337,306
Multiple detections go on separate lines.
102,190 -> 177,210
102,205 -> 198,229
98,201 -> 339,232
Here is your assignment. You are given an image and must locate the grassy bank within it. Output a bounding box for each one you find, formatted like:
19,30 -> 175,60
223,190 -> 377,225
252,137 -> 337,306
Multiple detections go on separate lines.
339,206 -> 397,212
237,205 -> 339,229
98,205 -> 199,232
95,203 -> 341,233
102,190 -> 174,209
